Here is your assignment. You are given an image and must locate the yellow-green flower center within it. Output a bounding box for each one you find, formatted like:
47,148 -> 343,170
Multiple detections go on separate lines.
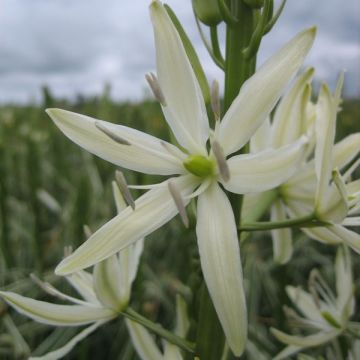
183,155 -> 215,178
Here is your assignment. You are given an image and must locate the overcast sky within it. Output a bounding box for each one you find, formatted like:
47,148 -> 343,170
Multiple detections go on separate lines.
0,0 -> 359,103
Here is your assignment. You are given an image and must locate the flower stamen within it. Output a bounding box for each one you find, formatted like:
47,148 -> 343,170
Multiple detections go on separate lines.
168,180 -> 189,228
145,72 -> 167,106
115,170 -> 135,210
212,140 -> 230,182
95,121 -> 131,145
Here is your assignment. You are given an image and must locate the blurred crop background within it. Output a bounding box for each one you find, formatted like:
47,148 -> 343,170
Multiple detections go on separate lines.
0,0 -> 359,359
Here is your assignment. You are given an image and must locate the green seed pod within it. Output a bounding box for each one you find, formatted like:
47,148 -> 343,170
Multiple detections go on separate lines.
192,0 -> 222,26
243,0 -> 265,9
183,155 -> 215,178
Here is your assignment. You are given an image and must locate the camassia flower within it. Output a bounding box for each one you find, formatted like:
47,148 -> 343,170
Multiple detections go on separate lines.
271,246 -> 356,359
244,74 -> 360,263
0,182 -> 144,360
46,0 -> 315,355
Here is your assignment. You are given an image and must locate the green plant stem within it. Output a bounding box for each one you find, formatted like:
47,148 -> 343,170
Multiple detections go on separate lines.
123,307 -> 195,353
223,1 -> 255,227
239,213 -> 330,231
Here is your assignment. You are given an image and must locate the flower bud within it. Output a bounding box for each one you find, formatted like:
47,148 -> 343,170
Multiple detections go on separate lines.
192,0 -> 222,26
243,0 -> 265,9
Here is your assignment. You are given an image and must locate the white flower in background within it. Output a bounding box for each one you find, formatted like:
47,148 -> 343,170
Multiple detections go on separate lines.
244,73 -> 360,263
0,182 -> 144,360
271,246 -> 356,360
46,0 -> 315,355
126,295 -> 189,360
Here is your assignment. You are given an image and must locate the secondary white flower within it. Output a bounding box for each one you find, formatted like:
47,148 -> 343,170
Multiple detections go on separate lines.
126,295 -> 189,360
271,246 -> 356,360
46,1 -> 315,355
245,73 -> 360,262
0,182 -> 144,360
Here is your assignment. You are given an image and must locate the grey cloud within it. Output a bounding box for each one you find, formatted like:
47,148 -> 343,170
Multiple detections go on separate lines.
0,0 -> 358,103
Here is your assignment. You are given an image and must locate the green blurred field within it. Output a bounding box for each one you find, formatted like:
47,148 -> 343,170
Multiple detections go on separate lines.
0,87 -> 359,359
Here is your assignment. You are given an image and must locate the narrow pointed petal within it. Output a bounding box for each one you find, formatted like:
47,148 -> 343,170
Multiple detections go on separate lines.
175,295 -> 190,338
46,109 -> 185,175
218,27 -> 316,155
56,176 -> 198,275
125,320 -> 164,360
331,225 -> 360,254
335,246 -> 354,320
286,286 -> 325,324
29,321 -> 105,360
225,137 -> 307,194
314,85 -> 336,209
196,183 -> 247,356
150,1 -> 209,153
94,255 -> 124,310
271,328 -> 340,347
271,68 -> 314,148
333,133 -> 360,170
249,117 -> 271,153
113,181 -> 144,297
273,345 -> 303,360
0,291 -> 115,326
271,201 -> 293,264
66,271 -> 99,305
163,343 -> 182,360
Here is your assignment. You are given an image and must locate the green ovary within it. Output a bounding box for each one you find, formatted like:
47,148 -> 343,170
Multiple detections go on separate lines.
183,155 -> 215,178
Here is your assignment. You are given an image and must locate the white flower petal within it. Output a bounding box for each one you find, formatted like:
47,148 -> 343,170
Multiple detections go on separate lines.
126,319 -> 164,360
150,1 -> 209,153
55,175 -> 198,275
271,201 -> 293,264
66,271 -> 99,305
29,321 -> 105,360
225,138 -> 307,194
94,255 -> 124,310
271,328 -> 340,347
333,133 -> 360,170
0,291 -> 115,326
218,27 -> 316,155
175,295 -> 189,338
163,343 -> 182,360
331,226 -> 360,254
335,246 -> 354,321
112,182 -> 144,303
285,286 -> 325,324
273,345 -> 303,360
271,68 -> 314,148
46,109 -> 185,175
314,85 -> 336,209
249,117 -> 271,153
300,226 -> 342,245
343,217 -> 360,226
196,183 -> 247,356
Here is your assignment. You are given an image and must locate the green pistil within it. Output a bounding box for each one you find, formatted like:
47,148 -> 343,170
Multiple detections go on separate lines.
183,155 -> 215,178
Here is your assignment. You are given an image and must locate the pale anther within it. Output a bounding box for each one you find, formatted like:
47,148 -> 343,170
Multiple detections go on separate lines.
212,140 -> 230,182
145,72 -> 167,106
95,121 -> 131,145
168,180 -> 189,228
211,80 -> 221,121
83,225 -> 93,238
115,170 -> 135,210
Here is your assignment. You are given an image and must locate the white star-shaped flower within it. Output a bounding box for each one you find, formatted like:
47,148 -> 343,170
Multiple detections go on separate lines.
46,1 -> 315,355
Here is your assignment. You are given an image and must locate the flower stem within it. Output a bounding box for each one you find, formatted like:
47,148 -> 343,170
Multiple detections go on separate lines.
239,213 -> 330,231
123,307 -> 195,353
